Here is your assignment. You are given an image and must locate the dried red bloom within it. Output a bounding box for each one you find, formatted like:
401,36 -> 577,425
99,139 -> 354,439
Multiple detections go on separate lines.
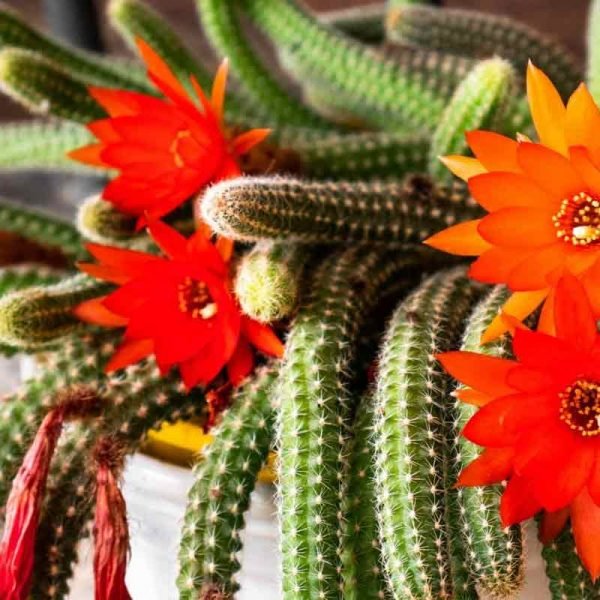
93,438 -> 131,600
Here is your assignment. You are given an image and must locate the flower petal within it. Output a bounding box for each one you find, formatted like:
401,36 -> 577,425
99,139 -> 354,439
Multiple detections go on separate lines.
146,219 -> 188,259
478,207 -> 558,247
539,508 -> 570,544
231,129 -> 271,156
227,338 -> 254,386
68,144 -> 110,168
74,297 -> 128,328
526,62 -> 567,155
468,247 -> 536,284
462,394 -> 518,447
466,130 -> 521,173
500,475 -> 542,526
242,317 -> 284,358
566,83 -> 600,166
456,447 -> 514,487
455,388 -> 493,407
211,59 -> 229,124
589,450 -> 600,506
439,155 -> 486,181
424,219 -> 491,256
569,145 -> 600,197
506,243 -> 567,291
571,488 -> 600,582
105,338 -> 154,373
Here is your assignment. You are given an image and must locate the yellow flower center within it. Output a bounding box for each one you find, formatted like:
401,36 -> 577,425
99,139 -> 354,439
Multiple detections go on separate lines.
559,379 -> 600,437
177,277 -> 218,319
553,192 -> 600,246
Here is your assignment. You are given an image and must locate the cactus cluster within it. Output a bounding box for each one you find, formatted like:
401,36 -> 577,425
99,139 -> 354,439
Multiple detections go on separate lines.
0,0 -> 596,599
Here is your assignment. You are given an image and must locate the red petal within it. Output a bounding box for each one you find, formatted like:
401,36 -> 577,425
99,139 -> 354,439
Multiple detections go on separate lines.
105,338 -> 154,373
146,220 -> 188,259
241,318 -> 285,358
457,447 -> 514,487
539,507 -> 570,544
227,339 -> 255,386
589,450 -> 600,506
468,246 -> 536,284
478,207 -> 558,247
77,262 -> 131,285
571,488 -> 600,582
88,87 -> 142,118
74,297 -> 128,328
500,475 -> 542,526
231,129 -> 271,156
455,388 -> 492,407
86,243 -> 158,274
462,394 -> 518,447
211,59 -> 229,124
68,144 -> 109,168
437,351 -> 517,397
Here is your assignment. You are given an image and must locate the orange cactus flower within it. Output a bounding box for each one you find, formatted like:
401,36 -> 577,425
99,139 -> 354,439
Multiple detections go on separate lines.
438,274 -> 600,581
69,38 -> 269,224
426,62 -> 600,342
74,220 -> 284,389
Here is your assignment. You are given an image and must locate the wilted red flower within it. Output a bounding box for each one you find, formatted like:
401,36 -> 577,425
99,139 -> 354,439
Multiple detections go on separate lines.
69,38 -> 269,224
93,438 -> 131,600
438,274 -> 600,580
75,220 -> 284,389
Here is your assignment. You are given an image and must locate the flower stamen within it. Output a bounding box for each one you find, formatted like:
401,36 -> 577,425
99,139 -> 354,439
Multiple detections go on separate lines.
177,277 -> 217,319
553,192 -> 600,246
559,379 -> 600,437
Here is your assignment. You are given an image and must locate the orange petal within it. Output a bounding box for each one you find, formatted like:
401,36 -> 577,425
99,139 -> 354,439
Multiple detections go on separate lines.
67,144 -> 109,168
105,338 -> 154,373
571,488 -> 600,582
457,447 -> 514,487
423,219 -> 491,256
469,246 -> 537,285
566,83 -> 600,165
481,289 -> 549,344
73,297 -> 128,327
537,287 -> 556,335
478,207 -> 557,247
216,236 -> 234,263
455,388 -> 493,407
231,129 -> 271,156
88,87 -> 138,117
77,262 -> 131,285
466,130 -> 520,173
437,351 -> 517,396
439,155 -> 487,181
211,59 -> 229,125
507,243 -> 567,290
227,338 -> 254,386
242,318 -> 284,358
569,146 -> 600,197
539,507 -> 570,545
526,62 -> 567,155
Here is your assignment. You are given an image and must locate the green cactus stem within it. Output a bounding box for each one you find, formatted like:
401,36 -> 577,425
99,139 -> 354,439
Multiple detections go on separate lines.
320,5 -> 385,44
76,194 -> 140,244
0,198 -> 84,262
373,268 -> 483,598
0,274 -> 110,350
196,0 -> 332,129
234,242 -> 311,323
341,394 -> 392,600
30,349 -> 206,598
277,246 -> 431,599
429,57 -> 516,182
177,364 -> 278,599
241,0 -> 473,132
542,525 -> 600,599
0,49 -> 105,122
588,0 -> 600,102
0,120 -> 99,173
450,286 -> 524,597
386,5 -> 582,98
202,174 -> 479,244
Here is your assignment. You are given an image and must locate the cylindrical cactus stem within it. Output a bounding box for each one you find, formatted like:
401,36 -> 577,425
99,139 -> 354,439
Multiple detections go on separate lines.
277,246 -> 429,599
449,285 -> 524,597
241,0 -> 472,132
0,48 -> 105,123
0,4 -> 149,91
177,364 -> 278,599
0,274 -> 110,350
77,195 -> 139,244
386,5 -> 582,98
0,199 -> 84,262
202,174 -> 479,244
429,58 -> 516,182
542,525 -> 600,599
30,358 -> 206,599
372,268 -> 484,598
234,242 -> 311,323
292,131 -> 430,181
196,0 -> 332,129
341,394 -> 392,600
588,0 -> 600,102
0,121 -> 99,173
320,5 -> 385,44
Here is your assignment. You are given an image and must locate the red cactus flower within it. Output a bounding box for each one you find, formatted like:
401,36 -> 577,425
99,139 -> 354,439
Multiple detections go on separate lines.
438,274 -> 600,581
75,220 -> 284,389
69,38 -> 269,225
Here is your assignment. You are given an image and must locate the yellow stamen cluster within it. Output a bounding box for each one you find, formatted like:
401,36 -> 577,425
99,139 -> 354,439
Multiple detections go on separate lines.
559,379 -> 600,437
553,192 -> 600,246
177,277 -> 218,319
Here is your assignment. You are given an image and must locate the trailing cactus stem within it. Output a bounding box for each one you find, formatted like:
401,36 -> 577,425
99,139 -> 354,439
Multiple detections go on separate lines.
341,395 -> 391,599
177,365 -> 278,599
429,57 -> 515,182
235,242 -> 310,323
450,286 -> 524,597
0,274 -> 110,349
202,174 -> 479,244
77,195 -> 139,244
588,0 -> 600,102
0,5 -> 149,90
373,268 -> 483,598
0,49 -> 105,122
241,0 -> 472,131
277,246 -> 431,599
387,5 -> 582,98
320,4 -> 385,44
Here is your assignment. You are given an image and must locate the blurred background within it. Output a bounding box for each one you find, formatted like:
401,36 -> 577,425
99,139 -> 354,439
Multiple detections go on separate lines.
0,0 -> 589,122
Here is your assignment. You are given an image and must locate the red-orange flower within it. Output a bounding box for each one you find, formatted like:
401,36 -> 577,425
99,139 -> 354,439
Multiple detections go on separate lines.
69,39 -> 269,223
426,63 -> 600,342
75,220 -> 284,389
438,274 -> 600,581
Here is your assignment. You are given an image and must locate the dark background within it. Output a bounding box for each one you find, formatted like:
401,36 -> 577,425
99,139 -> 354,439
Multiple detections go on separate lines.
0,0 -> 590,122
